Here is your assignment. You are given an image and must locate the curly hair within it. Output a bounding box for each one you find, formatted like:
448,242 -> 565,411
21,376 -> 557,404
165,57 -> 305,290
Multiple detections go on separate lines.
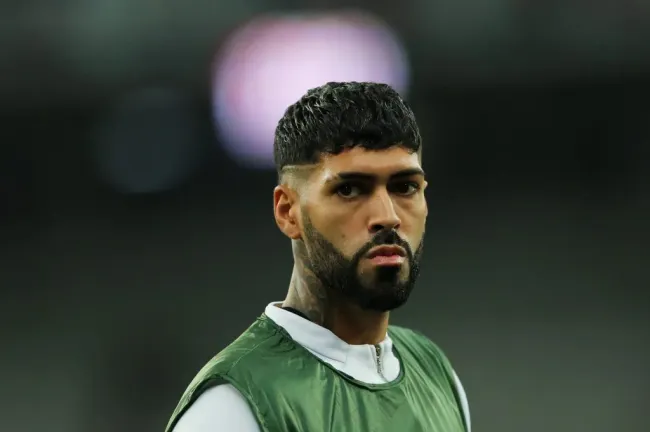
273,82 -> 421,176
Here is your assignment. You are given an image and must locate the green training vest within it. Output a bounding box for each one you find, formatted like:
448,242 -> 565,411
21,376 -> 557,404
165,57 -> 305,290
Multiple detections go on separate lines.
166,314 -> 467,432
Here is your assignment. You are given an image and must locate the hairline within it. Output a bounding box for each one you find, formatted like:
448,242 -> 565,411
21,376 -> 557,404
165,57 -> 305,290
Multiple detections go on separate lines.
278,145 -> 422,184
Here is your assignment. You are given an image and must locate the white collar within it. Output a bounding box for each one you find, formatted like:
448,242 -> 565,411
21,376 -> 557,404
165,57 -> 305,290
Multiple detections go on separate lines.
264,301 -> 398,381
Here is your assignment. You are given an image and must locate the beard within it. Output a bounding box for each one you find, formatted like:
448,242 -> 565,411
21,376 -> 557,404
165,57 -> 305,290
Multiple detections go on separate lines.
301,215 -> 423,312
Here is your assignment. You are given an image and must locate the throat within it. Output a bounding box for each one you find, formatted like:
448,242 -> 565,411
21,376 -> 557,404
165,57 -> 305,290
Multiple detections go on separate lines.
283,265 -> 390,345
281,302 -> 389,345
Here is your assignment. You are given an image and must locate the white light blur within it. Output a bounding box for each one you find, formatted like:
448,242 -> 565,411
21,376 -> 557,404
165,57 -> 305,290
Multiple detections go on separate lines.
212,10 -> 410,169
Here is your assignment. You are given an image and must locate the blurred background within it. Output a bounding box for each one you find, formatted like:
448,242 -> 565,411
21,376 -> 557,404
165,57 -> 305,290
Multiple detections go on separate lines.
1,1 -> 649,431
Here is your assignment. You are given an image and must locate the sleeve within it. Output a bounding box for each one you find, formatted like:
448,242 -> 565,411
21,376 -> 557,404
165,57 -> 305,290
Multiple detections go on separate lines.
172,384 -> 261,432
452,370 -> 471,432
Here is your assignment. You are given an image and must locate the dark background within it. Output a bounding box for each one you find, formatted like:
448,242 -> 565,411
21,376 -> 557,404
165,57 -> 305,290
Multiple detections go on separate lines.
1,1 -> 649,431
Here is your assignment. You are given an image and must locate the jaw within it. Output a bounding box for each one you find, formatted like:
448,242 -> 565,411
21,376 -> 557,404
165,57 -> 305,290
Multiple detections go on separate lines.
357,261 -> 410,286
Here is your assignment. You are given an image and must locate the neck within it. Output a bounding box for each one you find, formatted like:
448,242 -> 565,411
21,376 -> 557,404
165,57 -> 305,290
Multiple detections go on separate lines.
282,263 -> 390,346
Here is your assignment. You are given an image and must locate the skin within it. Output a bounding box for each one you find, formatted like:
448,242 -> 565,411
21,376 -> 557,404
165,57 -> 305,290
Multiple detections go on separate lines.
273,146 -> 428,345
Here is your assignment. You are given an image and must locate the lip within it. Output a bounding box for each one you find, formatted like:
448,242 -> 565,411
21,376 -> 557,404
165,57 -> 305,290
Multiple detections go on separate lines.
369,255 -> 405,266
367,245 -> 406,259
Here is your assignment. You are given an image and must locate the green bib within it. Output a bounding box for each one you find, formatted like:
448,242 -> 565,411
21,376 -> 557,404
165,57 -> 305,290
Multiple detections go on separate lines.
166,314 -> 467,432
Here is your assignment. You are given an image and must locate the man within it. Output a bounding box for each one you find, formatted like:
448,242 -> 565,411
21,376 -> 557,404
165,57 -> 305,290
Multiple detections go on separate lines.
166,82 -> 471,431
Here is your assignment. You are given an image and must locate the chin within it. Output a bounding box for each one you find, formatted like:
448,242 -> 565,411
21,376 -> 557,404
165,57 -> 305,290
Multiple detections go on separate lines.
361,294 -> 410,313
348,267 -> 415,311
356,282 -> 412,312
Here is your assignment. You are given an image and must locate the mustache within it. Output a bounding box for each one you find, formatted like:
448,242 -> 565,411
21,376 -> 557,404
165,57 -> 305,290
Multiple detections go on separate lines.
358,228 -> 413,259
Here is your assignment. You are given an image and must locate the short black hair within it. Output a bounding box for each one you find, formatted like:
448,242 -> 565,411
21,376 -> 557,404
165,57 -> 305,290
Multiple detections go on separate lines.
273,82 -> 421,175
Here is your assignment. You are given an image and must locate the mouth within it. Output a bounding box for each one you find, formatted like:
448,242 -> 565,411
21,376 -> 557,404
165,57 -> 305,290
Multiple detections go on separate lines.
366,245 -> 406,267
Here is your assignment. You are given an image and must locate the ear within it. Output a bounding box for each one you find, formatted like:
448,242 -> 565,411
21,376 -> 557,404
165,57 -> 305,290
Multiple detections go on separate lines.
273,185 -> 302,240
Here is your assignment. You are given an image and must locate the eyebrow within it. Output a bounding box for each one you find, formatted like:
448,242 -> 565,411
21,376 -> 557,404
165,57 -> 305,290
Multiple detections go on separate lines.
326,168 -> 426,183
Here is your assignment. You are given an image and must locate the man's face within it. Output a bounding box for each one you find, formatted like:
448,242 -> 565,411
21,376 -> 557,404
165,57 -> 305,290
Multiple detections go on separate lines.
297,146 -> 428,312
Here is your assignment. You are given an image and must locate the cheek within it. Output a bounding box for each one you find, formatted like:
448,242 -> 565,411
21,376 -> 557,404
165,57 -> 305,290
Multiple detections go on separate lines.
401,204 -> 427,242
334,228 -> 359,256
330,223 -> 367,257
309,209 -> 355,248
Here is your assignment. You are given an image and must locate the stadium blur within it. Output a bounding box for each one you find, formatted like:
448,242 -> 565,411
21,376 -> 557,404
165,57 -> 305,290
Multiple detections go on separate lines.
1,1 -> 649,431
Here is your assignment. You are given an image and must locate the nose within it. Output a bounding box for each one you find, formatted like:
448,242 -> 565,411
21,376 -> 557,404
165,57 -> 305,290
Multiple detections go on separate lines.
367,190 -> 401,234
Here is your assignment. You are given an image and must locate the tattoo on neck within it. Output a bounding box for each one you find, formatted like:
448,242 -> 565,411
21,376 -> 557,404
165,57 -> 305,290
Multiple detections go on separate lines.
284,240 -> 329,326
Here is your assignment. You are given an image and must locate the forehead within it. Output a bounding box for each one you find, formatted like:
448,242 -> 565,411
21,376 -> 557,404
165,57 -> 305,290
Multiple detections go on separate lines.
315,146 -> 422,181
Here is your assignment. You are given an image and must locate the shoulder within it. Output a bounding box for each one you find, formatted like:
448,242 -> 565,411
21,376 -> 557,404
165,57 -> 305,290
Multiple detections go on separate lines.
200,316 -> 289,379
172,384 -> 260,432
166,317 -> 285,432
389,325 -> 471,432
388,325 -> 447,358
388,324 -> 456,383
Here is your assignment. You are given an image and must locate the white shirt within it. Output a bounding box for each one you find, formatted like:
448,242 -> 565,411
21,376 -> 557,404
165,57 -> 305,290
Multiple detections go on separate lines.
173,302 -> 471,432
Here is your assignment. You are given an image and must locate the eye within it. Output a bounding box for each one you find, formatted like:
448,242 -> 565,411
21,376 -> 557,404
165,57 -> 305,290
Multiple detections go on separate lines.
336,182 -> 363,199
391,181 -> 420,196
